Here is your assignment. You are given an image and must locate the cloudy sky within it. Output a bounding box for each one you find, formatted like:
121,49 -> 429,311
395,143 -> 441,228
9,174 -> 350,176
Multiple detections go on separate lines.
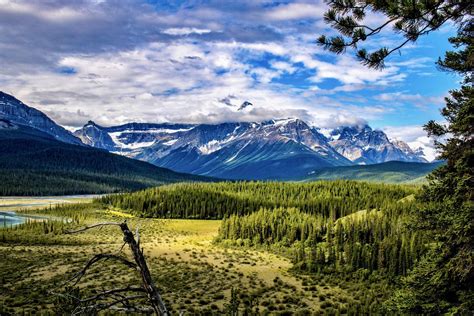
0,0 -> 460,160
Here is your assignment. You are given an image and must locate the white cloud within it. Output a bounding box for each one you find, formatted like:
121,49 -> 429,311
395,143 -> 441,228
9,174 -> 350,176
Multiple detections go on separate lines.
266,2 -> 326,20
375,92 -> 445,109
270,60 -> 296,74
305,55 -> 403,86
0,1 -> 88,22
0,0 -> 455,139
162,27 -> 212,36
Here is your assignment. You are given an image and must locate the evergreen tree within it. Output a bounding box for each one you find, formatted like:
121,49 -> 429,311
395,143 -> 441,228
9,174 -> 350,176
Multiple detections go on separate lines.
389,20 -> 473,314
317,0 -> 472,69
318,1 -> 473,313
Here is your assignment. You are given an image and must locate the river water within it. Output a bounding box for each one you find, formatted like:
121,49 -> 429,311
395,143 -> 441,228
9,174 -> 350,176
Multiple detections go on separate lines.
0,211 -> 48,228
0,194 -> 100,228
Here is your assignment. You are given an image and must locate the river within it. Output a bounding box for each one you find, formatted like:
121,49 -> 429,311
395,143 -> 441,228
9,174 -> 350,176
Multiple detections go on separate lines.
0,211 -> 48,227
0,194 -> 99,228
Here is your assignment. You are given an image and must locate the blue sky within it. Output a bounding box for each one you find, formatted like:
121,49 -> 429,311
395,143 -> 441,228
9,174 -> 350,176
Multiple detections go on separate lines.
0,0 -> 460,159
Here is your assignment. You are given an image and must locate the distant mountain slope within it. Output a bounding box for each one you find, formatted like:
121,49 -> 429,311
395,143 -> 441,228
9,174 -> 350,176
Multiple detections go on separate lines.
0,91 -> 83,145
0,91 -> 431,182
75,119 -> 353,180
0,120 -> 209,196
75,118 -> 429,180
329,125 -> 427,164
304,161 -> 443,183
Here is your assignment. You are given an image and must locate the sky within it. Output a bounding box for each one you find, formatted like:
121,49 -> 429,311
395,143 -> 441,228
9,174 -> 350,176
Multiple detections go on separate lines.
0,0 -> 461,160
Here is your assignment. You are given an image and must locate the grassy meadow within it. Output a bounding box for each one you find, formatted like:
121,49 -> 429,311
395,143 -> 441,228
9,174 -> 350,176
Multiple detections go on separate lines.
1,181 -> 425,314
1,202 -> 332,314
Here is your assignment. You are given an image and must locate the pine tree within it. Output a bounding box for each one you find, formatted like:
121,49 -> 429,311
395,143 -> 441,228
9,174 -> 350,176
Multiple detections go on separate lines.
318,1 -> 473,313
317,0 -> 471,69
389,21 -> 473,314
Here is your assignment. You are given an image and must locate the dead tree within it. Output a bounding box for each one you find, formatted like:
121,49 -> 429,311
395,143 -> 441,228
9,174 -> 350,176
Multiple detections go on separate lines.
60,221 -> 169,315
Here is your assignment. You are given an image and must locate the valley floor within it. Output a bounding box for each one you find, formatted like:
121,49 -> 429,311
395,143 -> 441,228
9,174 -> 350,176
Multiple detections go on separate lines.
0,198 -> 369,314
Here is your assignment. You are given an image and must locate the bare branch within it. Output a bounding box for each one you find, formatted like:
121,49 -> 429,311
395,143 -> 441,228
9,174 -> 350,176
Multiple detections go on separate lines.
74,295 -> 148,315
58,221 -> 169,315
65,222 -> 122,234
66,254 -> 137,286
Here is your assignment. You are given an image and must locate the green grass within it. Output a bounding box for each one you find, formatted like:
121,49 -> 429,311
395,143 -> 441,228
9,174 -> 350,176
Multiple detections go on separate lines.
0,198 -> 388,314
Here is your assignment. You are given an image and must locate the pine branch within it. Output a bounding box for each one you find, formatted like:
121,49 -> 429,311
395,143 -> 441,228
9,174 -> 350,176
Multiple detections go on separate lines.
318,0 -> 472,68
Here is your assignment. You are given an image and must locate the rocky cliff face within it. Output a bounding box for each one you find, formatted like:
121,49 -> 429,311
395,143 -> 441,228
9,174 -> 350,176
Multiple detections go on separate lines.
74,118 -> 353,179
0,91 -> 82,145
329,125 -> 427,164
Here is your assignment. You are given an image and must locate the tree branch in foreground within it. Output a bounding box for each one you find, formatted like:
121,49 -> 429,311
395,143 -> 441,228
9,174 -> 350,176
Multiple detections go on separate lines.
60,221 -> 169,315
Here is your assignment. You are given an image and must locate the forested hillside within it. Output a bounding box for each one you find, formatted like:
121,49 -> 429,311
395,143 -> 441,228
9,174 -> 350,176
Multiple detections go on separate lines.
217,202 -> 425,276
100,181 -> 416,219
0,124 -> 208,195
100,180 -> 426,313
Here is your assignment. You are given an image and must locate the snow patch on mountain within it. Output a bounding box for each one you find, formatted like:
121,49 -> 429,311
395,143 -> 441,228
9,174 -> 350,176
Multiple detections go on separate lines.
73,117 -> 428,179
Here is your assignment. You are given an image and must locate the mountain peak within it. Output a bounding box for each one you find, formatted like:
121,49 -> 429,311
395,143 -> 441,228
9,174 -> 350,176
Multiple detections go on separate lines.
238,101 -> 252,111
329,125 -> 426,164
0,91 -> 23,105
330,124 -> 372,141
85,120 -> 102,128
0,92 -> 83,145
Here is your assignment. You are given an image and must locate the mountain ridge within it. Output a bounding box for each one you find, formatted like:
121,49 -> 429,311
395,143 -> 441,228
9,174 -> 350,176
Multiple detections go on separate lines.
328,124 -> 427,164
0,91 -> 430,181
0,94 -> 211,195
0,91 -> 83,145
76,118 -> 355,179
75,118 -> 427,179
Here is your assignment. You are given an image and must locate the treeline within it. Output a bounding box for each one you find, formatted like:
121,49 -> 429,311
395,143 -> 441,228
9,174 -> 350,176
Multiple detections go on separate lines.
0,169 -> 164,196
100,181 -> 417,219
217,203 -> 426,277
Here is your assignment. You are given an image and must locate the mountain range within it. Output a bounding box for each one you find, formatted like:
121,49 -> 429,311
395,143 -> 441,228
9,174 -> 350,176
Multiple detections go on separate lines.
1,91 -> 433,183
0,92 -> 208,195
74,119 -> 427,180
0,92 -> 83,146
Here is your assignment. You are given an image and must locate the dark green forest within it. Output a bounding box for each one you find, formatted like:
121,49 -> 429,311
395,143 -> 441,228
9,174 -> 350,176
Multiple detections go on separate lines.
0,126 -> 208,195
100,181 -> 416,219
100,180 -> 429,313
217,203 -> 425,277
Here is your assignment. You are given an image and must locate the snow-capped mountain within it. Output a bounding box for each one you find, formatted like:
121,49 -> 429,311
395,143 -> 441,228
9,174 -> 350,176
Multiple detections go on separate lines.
75,119 -> 353,179
391,139 -> 428,162
1,90 -> 428,180
75,119 -> 427,179
328,125 -> 427,164
0,91 -> 83,145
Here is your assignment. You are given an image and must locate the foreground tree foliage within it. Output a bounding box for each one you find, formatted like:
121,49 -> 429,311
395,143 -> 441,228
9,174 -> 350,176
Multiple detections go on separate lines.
388,21 -> 473,314
319,1 -> 473,313
317,0 -> 472,69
